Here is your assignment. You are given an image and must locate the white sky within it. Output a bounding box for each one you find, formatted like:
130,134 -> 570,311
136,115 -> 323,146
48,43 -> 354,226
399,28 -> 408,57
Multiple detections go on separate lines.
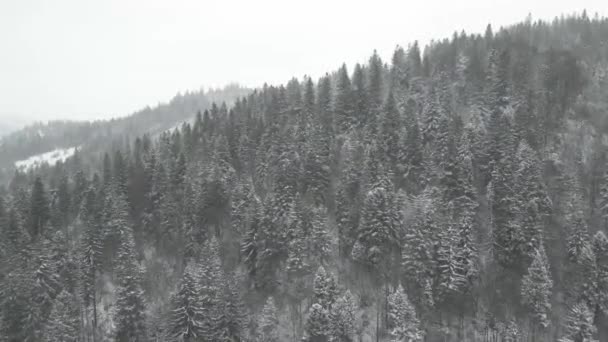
0,0 -> 606,124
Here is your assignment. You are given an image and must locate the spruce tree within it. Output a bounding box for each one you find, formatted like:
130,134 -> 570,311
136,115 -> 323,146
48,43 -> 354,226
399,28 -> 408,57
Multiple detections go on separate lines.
166,263 -> 205,341
114,211 -> 147,342
387,284 -> 422,342
559,302 -> 597,342
44,290 -> 80,342
30,176 -> 49,239
353,171 -> 399,267
313,266 -> 339,310
329,290 -> 357,342
334,64 -> 355,133
306,303 -> 331,342
258,297 -> 279,342
521,247 -> 553,329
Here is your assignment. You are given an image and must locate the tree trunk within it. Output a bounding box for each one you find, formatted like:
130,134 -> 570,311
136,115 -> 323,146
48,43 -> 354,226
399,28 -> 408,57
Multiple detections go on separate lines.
92,288 -> 98,342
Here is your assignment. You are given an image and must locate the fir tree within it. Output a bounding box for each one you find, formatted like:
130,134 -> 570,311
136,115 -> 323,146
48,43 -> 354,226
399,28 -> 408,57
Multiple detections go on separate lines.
313,266 -> 339,310
44,290 -> 80,342
559,302 -> 597,342
592,230 -> 608,317
334,64 -> 355,132
306,303 -> 331,342
387,284 -> 423,342
30,176 -> 49,239
258,297 -> 279,342
353,171 -> 399,267
166,263 -> 205,341
114,218 -> 147,342
329,290 -> 357,342
521,247 -> 553,329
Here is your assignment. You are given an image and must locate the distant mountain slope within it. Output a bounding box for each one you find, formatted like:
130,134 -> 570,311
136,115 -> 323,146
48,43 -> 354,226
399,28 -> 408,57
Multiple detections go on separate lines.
0,84 -> 251,176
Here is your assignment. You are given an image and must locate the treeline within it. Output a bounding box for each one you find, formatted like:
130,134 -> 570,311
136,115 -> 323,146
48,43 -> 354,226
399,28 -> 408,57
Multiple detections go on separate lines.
2,12 -> 608,342
0,84 -> 250,183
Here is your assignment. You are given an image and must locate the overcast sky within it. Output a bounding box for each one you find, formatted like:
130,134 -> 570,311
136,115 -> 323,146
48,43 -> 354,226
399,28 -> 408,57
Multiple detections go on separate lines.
0,0 -> 606,124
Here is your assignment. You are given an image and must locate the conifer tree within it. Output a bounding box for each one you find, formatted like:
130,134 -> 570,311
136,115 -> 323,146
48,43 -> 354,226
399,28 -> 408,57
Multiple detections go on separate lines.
559,302 -> 597,342
44,290 -> 80,342
400,99 -> 424,192
513,143 -> 551,261
306,303 -> 331,342
592,230 -> 608,317
166,263 -> 205,341
313,266 -> 339,310
30,176 -> 49,239
258,297 -> 279,342
387,284 -> 423,342
329,290 -> 357,342
353,172 -> 399,267
521,247 -> 553,329
114,210 -> 147,342
381,91 -> 401,170
334,64 -> 355,133
352,63 -> 368,128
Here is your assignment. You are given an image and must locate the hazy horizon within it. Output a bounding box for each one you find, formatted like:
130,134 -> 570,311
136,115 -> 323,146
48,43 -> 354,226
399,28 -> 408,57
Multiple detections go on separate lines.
1,0 -> 607,127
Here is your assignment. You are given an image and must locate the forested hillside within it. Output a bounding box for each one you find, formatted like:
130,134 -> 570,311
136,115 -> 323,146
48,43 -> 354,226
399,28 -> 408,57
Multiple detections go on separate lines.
2,12 -> 608,342
0,84 -> 250,182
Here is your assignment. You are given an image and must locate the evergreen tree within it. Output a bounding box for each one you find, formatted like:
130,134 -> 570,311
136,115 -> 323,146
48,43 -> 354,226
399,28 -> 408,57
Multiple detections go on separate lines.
592,230 -> 608,317
258,297 -> 279,342
44,290 -> 80,342
387,284 -> 423,342
521,247 -> 553,329
166,263 -> 205,341
30,176 -> 49,239
329,290 -> 357,342
353,172 -> 399,267
313,266 -> 339,310
334,64 -> 355,132
306,303 -> 331,342
559,302 -> 597,342
513,143 -> 551,261
381,91 -> 401,170
114,212 -> 147,342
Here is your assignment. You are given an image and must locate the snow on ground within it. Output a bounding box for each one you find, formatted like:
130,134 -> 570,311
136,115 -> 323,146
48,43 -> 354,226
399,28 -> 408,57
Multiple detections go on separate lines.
15,146 -> 78,170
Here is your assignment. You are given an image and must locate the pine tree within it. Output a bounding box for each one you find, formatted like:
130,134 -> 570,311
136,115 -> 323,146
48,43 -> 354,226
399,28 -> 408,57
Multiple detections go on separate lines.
367,50 -> 384,115
353,171 -> 399,267
600,166 -> 608,230
114,214 -> 147,342
381,91 -> 401,170
30,176 -> 49,239
559,302 -> 597,342
329,290 -> 357,342
521,247 -> 553,329
309,207 -> 332,266
198,238 -> 227,340
219,274 -> 248,341
592,230 -> 608,317
258,297 -> 279,342
435,220 -> 464,302
513,143 -> 551,261
334,64 -> 355,132
352,63 -> 369,128
567,190 -> 590,263
313,266 -> 339,310
166,263 -> 205,341
400,99 -> 424,192
306,303 -> 331,342
387,284 -> 423,342
44,290 -> 80,342
79,186 -> 103,332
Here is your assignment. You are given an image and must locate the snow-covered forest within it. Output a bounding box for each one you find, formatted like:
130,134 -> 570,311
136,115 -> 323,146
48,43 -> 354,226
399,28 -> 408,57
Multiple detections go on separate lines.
3,12 -> 608,342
